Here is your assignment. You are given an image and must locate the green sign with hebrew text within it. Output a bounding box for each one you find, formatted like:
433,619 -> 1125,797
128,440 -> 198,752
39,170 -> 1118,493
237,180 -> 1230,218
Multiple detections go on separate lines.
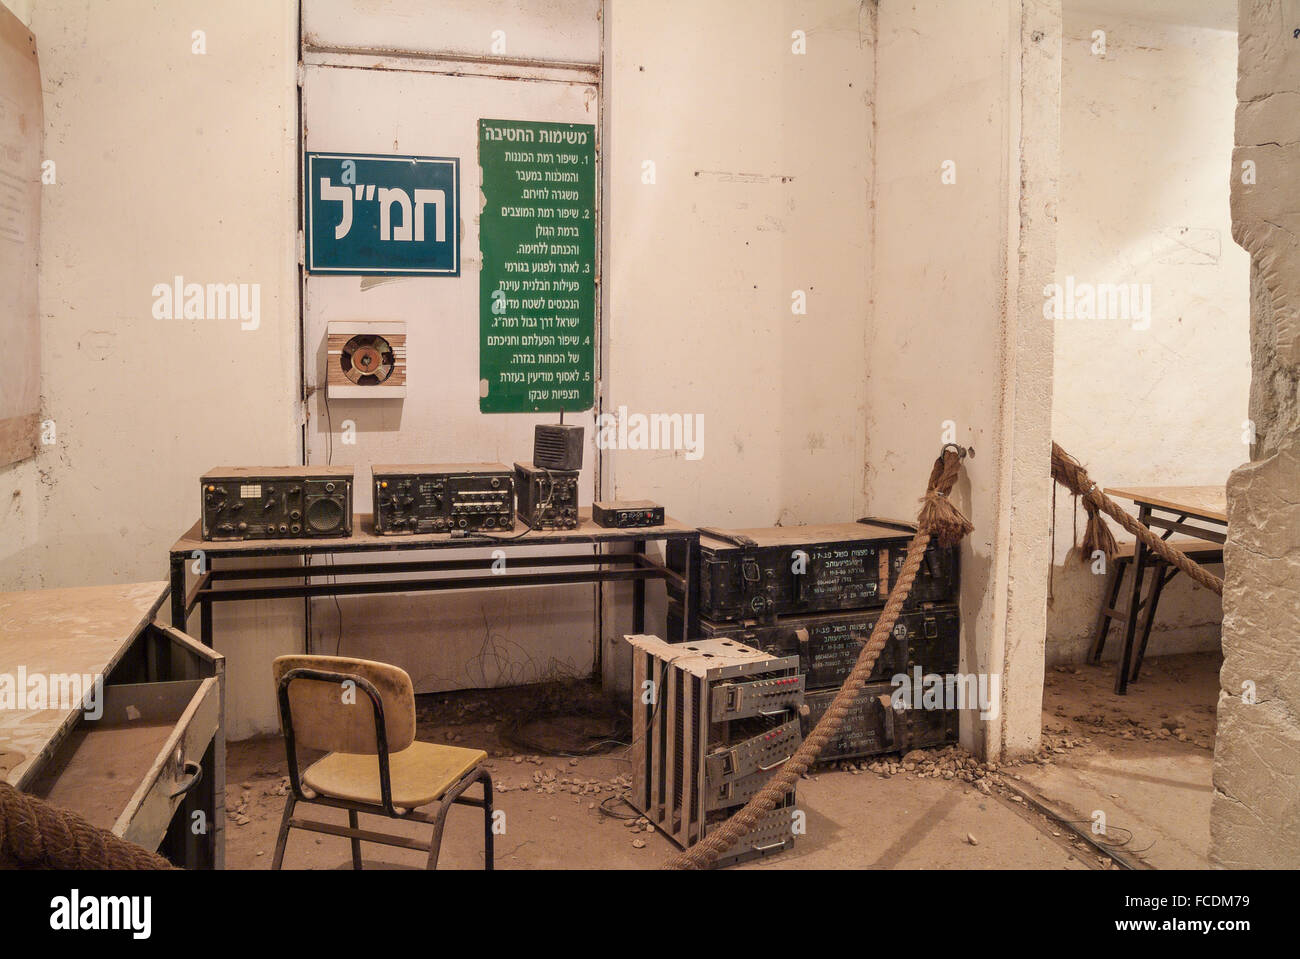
478,119 -> 596,413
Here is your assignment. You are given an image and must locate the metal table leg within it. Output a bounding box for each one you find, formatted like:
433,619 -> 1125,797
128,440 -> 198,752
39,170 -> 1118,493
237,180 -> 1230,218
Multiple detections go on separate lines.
1131,565 -> 1174,683
633,541 -> 646,635
1114,505 -> 1151,695
169,552 -> 188,630
200,593 -> 213,648
683,534 -> 700,641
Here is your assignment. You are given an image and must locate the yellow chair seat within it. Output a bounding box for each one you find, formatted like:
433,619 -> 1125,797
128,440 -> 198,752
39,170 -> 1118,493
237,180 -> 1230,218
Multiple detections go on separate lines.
302,741 -> 487,811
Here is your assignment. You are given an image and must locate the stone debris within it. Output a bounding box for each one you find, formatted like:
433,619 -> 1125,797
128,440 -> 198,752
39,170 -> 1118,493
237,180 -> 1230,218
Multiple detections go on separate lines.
966,833 -> 979,846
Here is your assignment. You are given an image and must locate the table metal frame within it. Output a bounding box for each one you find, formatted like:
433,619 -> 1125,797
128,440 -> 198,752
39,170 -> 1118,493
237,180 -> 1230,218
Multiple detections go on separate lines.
167,514 -> 701,679
1112,499 -> 1225,695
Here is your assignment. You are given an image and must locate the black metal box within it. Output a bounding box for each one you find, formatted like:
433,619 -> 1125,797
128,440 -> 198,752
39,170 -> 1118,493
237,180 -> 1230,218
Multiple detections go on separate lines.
201,467 -> 353,540
696,522 -> 958,622
533,423 -> 584,471
800,682 -> 959,762
514,461 -> 580,530
696,604 -> 960,690
592,499 -> 664,529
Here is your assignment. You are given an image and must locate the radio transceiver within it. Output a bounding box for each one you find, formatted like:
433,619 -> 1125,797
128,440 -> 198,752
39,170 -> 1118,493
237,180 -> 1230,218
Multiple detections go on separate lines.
201,467 -> 353,540
514,462 -> 580,530
696,522 -> 958,623
372,464 -> 515,534
592,500 -> 664,529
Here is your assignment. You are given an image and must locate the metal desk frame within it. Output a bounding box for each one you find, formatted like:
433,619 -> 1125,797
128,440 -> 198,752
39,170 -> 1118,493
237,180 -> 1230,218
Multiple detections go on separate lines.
1109,496 -> 1225,696
168,512 -> 700,676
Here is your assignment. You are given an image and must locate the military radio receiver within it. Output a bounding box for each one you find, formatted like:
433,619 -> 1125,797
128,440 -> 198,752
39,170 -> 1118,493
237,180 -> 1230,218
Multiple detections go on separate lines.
201,467 -> 353,541
514,461 -> 580,530
372,464 -> 515,534
592,500 -> 664,529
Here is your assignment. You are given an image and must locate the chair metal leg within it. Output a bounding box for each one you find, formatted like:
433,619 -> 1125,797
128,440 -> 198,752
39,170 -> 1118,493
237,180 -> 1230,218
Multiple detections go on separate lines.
272,794 -> 296,870
421,767 -> 494,870
425,793 -> 455,870
481,770 -> 494,872
348,809 -> 363,870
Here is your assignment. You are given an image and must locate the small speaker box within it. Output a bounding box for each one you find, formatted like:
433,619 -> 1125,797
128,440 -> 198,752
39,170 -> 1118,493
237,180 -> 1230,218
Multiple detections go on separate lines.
533,423 -> 584,471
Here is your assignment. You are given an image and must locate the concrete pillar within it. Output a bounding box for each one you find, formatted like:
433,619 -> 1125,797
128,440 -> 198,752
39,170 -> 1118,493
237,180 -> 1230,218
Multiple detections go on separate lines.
869,0 -> 1060,760
1211,0 -> 1300,869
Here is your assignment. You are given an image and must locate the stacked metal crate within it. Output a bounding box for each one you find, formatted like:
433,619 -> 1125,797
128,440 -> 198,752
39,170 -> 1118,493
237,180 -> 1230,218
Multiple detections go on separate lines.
673,521 -> 962,763
625,634 -> 805,868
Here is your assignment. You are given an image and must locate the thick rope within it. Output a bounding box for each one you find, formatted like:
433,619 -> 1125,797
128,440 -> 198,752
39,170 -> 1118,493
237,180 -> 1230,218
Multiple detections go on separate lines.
0,782 -> 175,870
664,447 -> 972,869
1050,442 -> 1223,596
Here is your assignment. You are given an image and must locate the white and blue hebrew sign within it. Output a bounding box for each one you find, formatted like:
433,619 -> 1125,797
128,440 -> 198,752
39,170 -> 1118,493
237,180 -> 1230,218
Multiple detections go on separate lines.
305,153 -> 459,276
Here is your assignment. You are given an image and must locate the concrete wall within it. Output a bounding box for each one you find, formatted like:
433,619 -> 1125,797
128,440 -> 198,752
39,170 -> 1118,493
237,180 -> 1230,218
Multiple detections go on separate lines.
599,0 -> 876,689
0,0 -> 31,27
868,0 -> 1058,759
0,0 -> 38,589
0,0 -> 303,740
1211,0 -> 1300,869
1048,0 -> 1248,665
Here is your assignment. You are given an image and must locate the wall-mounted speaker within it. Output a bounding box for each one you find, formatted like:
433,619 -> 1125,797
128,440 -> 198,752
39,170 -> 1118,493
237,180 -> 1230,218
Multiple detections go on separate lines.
326,320 -> 407,399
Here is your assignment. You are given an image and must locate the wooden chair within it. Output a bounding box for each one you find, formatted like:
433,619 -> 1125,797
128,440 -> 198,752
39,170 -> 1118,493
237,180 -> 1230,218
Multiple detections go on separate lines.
271,654 -> 493,870
1090,536 -> 1223,681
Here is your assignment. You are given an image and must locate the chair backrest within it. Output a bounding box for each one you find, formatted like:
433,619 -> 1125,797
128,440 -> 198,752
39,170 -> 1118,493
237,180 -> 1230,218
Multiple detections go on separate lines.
272,654 -> 416,755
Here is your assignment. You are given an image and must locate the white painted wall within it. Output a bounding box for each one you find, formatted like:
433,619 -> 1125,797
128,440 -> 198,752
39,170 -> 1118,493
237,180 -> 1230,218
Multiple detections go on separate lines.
0,0 -> 31,27
302,0 -> 601,65
600,0 -> 876,686
0,0 -> 303,740
1047,0 -> 1249,664
0,0 -> 39,591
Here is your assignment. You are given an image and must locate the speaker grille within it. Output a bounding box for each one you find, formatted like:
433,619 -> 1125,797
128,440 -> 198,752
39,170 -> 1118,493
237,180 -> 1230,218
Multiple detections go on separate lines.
533,424 -> 584,471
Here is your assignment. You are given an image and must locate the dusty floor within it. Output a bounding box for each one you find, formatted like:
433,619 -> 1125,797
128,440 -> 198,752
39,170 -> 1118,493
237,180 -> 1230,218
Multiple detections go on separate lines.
1018,651 -> 1220,868
224,653 -> 1219,870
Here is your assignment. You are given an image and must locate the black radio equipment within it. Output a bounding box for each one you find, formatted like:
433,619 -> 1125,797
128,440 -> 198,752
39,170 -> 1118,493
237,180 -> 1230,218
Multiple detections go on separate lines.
592,500 -> 664,529
696,522 -> 958,623
201,467 -> 353,541
514,461 -> 580,530
372,464 -> 515,534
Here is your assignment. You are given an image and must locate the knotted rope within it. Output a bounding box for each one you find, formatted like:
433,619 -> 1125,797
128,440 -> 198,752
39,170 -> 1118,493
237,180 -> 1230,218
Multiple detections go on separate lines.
664,446 -> 973,869
1050,442 -> 1223,596
0,782 -> 175,870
